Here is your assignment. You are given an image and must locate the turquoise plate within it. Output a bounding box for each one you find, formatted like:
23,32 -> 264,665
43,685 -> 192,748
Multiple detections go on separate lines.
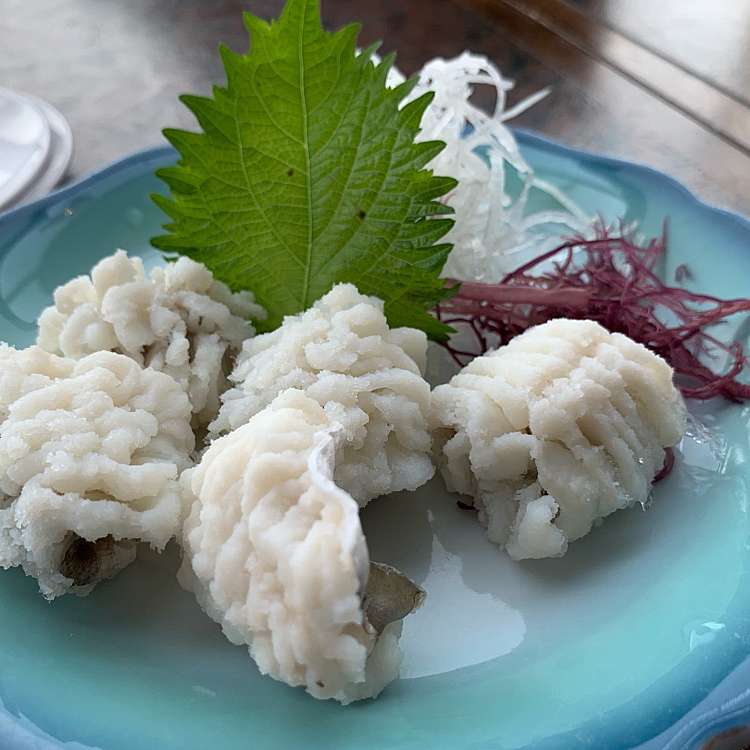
0,132 -> 749,750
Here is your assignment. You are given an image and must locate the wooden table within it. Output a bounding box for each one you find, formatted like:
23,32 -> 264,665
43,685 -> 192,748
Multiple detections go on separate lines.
3,0 -> 750,216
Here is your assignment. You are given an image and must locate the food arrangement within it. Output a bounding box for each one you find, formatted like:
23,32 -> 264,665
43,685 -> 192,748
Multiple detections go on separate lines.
1,0 -> 748,709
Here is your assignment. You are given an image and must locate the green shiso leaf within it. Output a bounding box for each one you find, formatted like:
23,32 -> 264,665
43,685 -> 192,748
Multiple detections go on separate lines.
151,0 -> 456,338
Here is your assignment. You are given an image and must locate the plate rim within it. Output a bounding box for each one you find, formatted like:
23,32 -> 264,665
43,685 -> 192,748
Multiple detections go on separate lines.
2,129 -> 749,237
0,132 -> 749,750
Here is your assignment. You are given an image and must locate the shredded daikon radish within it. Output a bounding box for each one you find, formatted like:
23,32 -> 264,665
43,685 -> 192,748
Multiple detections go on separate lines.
389,52 -> 591,281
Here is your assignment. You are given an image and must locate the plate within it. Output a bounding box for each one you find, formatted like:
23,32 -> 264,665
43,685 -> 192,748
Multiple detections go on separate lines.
0,133 -> 749,750
0,89 -> 73,212
10,94 -> 74,207
0,89 -> 51,210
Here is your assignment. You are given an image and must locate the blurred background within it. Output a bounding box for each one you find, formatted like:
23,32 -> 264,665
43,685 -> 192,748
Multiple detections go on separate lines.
1,0 -> 749,213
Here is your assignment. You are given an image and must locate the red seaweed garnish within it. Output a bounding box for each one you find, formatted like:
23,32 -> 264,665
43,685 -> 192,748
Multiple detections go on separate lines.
436,226 -> 750,402
654,447 -> 675,483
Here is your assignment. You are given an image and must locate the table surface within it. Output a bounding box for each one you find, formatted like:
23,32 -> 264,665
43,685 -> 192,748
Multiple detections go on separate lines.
2,0 -> 750,217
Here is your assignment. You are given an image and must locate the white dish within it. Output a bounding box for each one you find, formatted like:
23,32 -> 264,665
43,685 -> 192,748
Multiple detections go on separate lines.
0,88 -> 51,210
12,94 -> 74,206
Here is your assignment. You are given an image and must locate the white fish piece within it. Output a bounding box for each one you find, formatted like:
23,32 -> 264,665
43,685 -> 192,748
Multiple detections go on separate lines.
37,250 -> 266,427
211,284 -> 433,506
0,345 -> 194,598
431,319 -> 687,559
180,389 -> 424,703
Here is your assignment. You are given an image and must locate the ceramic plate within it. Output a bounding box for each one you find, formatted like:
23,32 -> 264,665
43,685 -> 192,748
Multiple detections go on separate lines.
0,133 -> 749,750
10,94 -> 74,207
0,89 -> 51,210
0,89 -> 73,212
